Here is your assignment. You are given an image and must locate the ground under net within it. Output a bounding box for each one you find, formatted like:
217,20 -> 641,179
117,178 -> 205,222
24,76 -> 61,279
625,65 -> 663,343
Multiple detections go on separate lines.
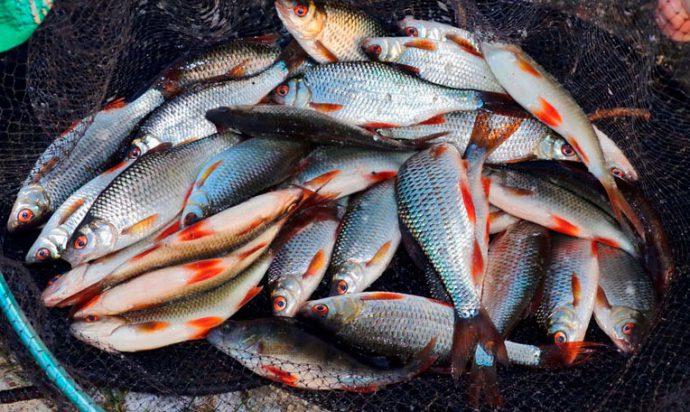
0,0 -> 689,410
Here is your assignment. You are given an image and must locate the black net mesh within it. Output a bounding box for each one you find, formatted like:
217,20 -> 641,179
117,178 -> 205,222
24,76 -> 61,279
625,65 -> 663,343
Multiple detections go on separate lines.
1,0 -> 689,410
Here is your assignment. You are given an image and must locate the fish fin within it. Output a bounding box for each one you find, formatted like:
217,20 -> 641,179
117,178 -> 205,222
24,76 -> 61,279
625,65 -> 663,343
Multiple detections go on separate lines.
445,33 -> 483,57
147,142 -> 174,154
459,176 -> 476,224
603,183 -> 645,240
594,237 -> 621,249
366,241 -> 393,267
303,249 -> 327,279
74,294 -> 102,317
470,239 -> 485,288
304,170 -> 341,187
478,92 -> 523,116
103,97 -> 127,111
314,40 -> 338,63
538,341 -> 603,367
135,321 -> 169,333
466,111 -> 522,158
389,63 -> 420,76
238,242 -> 269,260
401,337 -> 438,379
308,102 -> 344,113
549,214 -> 580,236
132,244 -> 161,261
514,53 -> 542,78
57,198 -> 86,225
185,259 -> 225,284
246,32 -> 281,46
362,122 -> 401,130
196,160 -> 224,188
261,364 -> 299,386
122,214 -> 160,236
360,292 -> 405,301
533,97 -> 563,128
367,170 -> 397,184
237,286 -> 263,309
177,221 -> 214,242
281,40 -> 310,74
227,60 -> 249,77
468,358 -> 504,409
187,316 -> 224,339
59,120 -> 81,137
418,114 -> 446,126
596,286 -> 612,310
571,272 -> 581,307
450,310 -> 505,380
404,38 -> 437,51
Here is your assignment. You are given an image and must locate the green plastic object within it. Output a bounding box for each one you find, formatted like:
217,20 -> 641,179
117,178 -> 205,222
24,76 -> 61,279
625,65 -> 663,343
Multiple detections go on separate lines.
0,0 -> 52,52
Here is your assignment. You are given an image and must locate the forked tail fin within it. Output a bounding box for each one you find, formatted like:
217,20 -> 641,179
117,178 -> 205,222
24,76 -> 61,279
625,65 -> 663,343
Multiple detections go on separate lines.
469,344 -> 504,408
603,182 -> 645,241
451,309 -> 507,380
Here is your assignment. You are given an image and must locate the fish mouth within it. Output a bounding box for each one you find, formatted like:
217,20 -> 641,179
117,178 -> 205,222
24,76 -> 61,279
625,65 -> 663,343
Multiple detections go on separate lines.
42,264 -> 89,307
70,317 -> 124,353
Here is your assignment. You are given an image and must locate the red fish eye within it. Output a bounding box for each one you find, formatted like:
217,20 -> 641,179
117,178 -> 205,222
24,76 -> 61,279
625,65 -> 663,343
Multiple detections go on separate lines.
622,322 -> 634,335
128,146 -> 141,159
312,304 -> 328,316
184,212 -> 198,226
561,144 -> 576,157
275,84 -> 290,97
293,5 -> 308,17
273,296 -> 287,312
47,274 -> 61,286
611,167 -> 625,178
36,248 -> 50,261
17,209 -> 34,223
405,27 -> 419,37
336,280 -> 348,295
368,44 -> 382,55
74,235 -> 88,250
84,315 -> 100,323
554,331 -> 567,345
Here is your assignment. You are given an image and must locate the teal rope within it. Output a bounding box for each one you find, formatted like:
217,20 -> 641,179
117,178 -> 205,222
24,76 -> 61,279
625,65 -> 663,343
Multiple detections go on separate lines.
0,272 -> 104,412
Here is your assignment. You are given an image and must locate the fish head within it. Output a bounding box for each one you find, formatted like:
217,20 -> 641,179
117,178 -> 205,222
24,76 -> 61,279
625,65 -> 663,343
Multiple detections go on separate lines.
7,184 -> 50,233
275,0 -> 324,41
41,264 -> 89,307
537,134 -> 579,162
26,229 -> 66,264
181,190 -> 210,227
63,219 -> 117,266
329,261 -> 366,295
270,276 -> 304,317
272,77 -> 311,108
299,295 -> 362,332
361,38 -> 403,62
208,320 -> 266,354
128,134 -> 160,159
599,305 -> 651,353
547,306 -> 583,363
70,315 -> 126,353
594,127 -> 638,182
397,16 -> 440,40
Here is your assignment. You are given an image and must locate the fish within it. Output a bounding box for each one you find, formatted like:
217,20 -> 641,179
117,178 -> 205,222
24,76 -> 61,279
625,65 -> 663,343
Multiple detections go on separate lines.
484,166 -> 639,256
294,146 -> 413,200
362,37 -> 505,93
481,42 -> 643,236
536,235 -> 600,363
268,203 -> 342,317
470,222 -> 550,406
53,188 -> 304,304
26,158 -> 134,264
70,254 -> 271,352
271,61 -> 512,127
329,179 -> 400,296
594,244 -> 656,353
157,35 -> 282,97
61,133 -> 240,266
129,59 -> 293,157
275,0 -> 388,63
488,206 -> 520,234
207,317 -> 437,392
396,17 -> 480,50
299,293 -> 594,368
205,105 -> 440,150
181,137 -> 309,226
395,143 -> 505,379
7,88 -> 165,233
594,127 -> 638,182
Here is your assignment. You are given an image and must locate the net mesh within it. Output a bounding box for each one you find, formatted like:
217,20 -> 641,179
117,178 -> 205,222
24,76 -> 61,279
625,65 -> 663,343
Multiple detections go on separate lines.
1,0 -> 689,410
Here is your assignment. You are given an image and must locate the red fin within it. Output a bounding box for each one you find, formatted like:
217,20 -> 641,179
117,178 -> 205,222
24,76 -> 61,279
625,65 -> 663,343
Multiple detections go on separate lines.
418,114 -> 446,126
237,286 -> 263,309
362,122 -> 401,130
57,198 -> 86,225
550,214 -> 580,236
227,61 -> 248,77
77,294 -> 101,312
595,237 -> 620,249
309,102 -> 344,113
303,249 -> 327,279
197,160 -> 224,188
261,365 -> 299,386
305,170 -> 341,187
177,221 -> 213,242
430,143 -> 449,158
131,244 -> 161,261
314,40 -> 338,63
471,239 -> 485,287
591,240 -> 599,257
122,214 -> 159,236
366,241 -> 392,267
468,361 -> 504,409
538,341 -> 602,367
404,38 -> 437,51
445,33 -> 483,57
360,292 -> 405,301
603,183 -> 645,240
506,187 -> 534,196
468,111 -> 522,156
185,259 -> 224,284
103,97 -> 127,111
343,384 -> 380,393
103,160 -> 128,175
533,97 -> 563,128
401,337 -> 438,381
390,63 -> 420,76
238,242 -> 269,260
136,321 -> 169,332
238,216 -> 268,236
450,311 -> 506,380
155,221 -> 181,241
367,170 -> 397,184
60,120 -> 81,137
515,53 -> 542,78
571,272 -> 581,307
460,179 -> 476,224
247,32 -> 281,45
596,286 -> 612,310
187,316 -> 224,329
481,176 -> 491,197
567,137 -> 590,164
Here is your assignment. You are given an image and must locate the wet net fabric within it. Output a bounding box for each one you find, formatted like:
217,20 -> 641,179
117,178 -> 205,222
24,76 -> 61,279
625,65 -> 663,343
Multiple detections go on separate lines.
1,0 -> 689,410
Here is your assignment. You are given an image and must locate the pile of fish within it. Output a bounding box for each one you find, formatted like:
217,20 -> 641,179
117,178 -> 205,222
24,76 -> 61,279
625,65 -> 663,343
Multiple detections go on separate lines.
8,0 -> 671,406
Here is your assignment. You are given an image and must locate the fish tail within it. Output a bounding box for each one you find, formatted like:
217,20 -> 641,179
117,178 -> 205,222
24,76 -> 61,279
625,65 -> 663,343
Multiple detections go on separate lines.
466,111 -> 522,158
468,350 -> 504,409
537,341 -> 603,367
603,182 -> 645,241
450,309 -> 505,380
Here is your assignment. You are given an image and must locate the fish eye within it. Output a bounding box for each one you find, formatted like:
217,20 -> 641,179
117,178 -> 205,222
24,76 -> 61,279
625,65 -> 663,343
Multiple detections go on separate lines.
275,84 -> 290,97
611,167 -> 625,179
312,304 -> 329,316
554,331 -> 567,345
74,235 -> 88,250
404,27 -> 419,37
36,248 -> 51,261
622,322 -> 635,336
47,274 -> 61,286
273,296 -> 287,312
184,212 -> 198,226
84,315 -> 99,323
368,44 -> 382,55
128,146 -> 141,159
17,208 -> 34,223
335,280 -> 349,295
561,143 -> 576,157
293,4 -> 308,17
